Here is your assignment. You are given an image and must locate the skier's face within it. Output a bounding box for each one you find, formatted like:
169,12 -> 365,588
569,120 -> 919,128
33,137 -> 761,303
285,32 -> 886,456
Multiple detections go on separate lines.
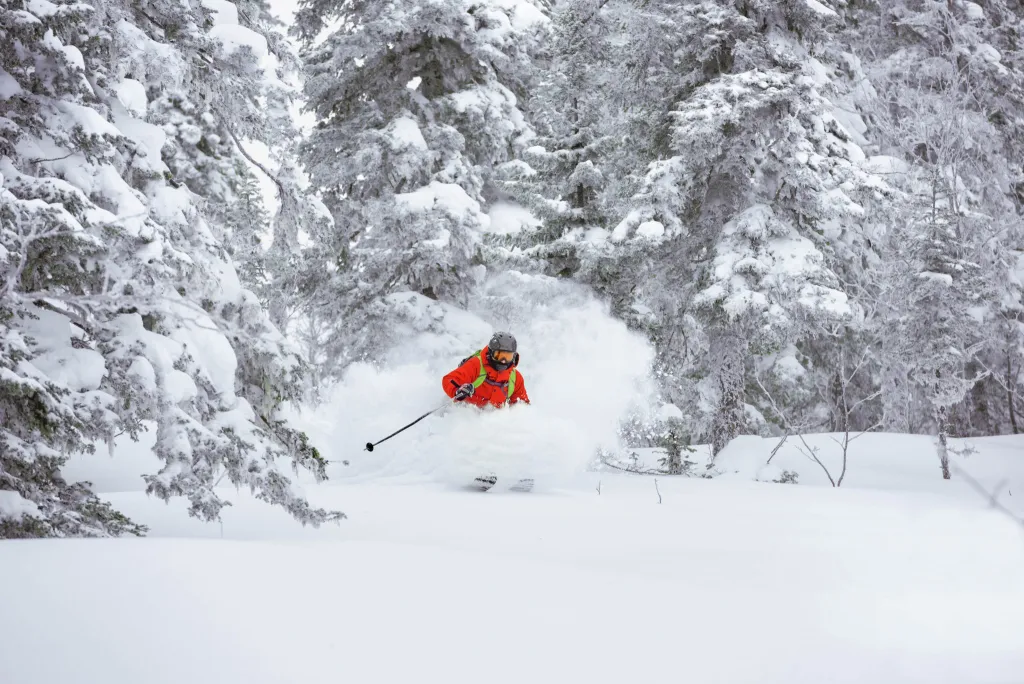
491,349 -> 515,365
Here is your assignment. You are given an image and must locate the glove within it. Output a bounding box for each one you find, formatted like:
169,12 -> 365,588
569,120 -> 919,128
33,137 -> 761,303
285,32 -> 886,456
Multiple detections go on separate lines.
454,383 -> 475,401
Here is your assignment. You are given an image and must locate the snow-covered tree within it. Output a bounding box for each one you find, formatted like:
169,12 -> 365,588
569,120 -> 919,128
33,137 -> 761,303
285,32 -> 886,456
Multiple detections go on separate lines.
600,0 -> 889,455
495,0 -> 623,278
837,0 -> 1024,466
225,162 -> 271,286
293,0 -> 547,368
0,0 -> 340,537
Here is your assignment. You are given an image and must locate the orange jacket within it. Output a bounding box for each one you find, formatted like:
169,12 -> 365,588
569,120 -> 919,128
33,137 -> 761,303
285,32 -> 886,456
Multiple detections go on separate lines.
442,346 -> 530,408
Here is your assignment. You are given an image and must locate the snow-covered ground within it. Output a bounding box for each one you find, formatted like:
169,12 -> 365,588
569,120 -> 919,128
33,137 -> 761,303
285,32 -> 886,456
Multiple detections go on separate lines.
3,467 -> 1024,684
5,277 -> 1024,683
10,421 -> 1024,684
613,432 -> 1024,514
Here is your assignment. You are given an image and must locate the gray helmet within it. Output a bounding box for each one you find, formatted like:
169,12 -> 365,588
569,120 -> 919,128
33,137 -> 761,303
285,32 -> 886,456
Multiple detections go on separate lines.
487,331 -> 518,370
488,331 -> 517,353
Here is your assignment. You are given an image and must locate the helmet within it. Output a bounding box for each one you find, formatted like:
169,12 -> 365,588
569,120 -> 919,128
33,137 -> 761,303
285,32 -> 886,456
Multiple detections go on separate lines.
487,331 -> 518,371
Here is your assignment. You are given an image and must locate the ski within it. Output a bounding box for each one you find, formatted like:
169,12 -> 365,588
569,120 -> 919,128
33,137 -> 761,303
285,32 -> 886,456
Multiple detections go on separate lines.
469,475 -> 497,492
466,476 -> 533,492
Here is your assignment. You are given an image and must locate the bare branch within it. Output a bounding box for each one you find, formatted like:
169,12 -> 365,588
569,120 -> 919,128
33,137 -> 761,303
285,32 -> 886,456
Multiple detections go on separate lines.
29,152 -> 76,164
755,371 -> 838,487
794,433 -> 836,487
767,433 -> 788,465
600,457 -> 665,476
949,462 -> 1024,528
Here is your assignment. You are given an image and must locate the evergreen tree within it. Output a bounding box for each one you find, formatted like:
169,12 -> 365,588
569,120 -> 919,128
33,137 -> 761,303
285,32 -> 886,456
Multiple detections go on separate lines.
226,162 -> 272,289
0,0 -> 340,536
849,0 -> 1024,448
600,0 -> 886,455
496,0 -> 623,278
292,0 -> 547,369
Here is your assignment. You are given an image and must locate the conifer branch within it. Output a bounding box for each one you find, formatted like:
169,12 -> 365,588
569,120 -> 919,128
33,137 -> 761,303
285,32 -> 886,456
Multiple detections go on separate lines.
221,115 -> 285,198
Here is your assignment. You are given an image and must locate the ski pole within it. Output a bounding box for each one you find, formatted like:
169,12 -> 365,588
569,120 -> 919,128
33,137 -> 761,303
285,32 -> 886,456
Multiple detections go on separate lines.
364,381 -> 462,452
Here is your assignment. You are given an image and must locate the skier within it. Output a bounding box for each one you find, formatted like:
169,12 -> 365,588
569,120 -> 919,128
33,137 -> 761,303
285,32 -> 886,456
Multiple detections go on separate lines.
443,331 -> 530,408
442,331 -> 532,492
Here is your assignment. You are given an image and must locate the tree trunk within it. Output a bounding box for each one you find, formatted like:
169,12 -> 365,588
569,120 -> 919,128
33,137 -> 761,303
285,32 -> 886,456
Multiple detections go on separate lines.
935,407 -> 951,480
829,369 -> 848,433
709,329 -> 746,460
880,331 -> 912,432
1007,356 -> 1019,435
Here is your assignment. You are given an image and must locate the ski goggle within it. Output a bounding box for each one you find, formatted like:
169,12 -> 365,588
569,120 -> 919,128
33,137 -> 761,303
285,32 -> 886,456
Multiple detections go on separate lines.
491,349 -> 515,364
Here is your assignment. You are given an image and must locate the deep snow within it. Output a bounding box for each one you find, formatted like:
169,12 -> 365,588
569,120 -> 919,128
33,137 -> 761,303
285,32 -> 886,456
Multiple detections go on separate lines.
3,471 -> 1024,684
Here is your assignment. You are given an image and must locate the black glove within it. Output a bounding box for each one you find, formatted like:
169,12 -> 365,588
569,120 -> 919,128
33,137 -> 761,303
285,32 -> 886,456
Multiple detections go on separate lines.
454,383 -> 475,401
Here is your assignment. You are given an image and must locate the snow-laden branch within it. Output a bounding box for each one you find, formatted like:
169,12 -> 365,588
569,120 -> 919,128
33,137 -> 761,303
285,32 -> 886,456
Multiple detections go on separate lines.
221,114 -> 285,198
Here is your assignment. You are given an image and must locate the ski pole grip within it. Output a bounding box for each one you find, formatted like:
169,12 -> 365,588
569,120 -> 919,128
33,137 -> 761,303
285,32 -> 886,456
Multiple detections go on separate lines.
450,378 -> 466,401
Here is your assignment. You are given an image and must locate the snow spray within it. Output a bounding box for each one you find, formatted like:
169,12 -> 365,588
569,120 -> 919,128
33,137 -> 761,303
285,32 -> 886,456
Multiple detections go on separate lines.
289,271 -> 658,489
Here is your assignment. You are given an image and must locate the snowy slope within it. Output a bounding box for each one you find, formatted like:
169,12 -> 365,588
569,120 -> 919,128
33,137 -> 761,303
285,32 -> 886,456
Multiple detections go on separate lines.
3,472 -> 1024,684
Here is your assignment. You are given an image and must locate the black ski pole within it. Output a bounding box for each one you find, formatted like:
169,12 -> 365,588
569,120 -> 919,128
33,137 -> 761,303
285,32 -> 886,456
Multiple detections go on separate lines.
364,381 -> 462,452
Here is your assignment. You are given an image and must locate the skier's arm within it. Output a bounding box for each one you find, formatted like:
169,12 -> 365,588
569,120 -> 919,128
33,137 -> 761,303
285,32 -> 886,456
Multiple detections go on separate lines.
442,357 -> 481,399
511,374 -> 530,405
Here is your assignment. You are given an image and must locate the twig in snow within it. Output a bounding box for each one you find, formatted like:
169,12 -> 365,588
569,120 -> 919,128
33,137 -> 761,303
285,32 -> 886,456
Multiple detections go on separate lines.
654,478 -> 662,504
767,434 -> 788,465
599,458 -> 665,476
213,469 -> 230,488
949,462 -> 1024,528
596,480 -> 601,495
794,435 -> 836,487
754,371 -> 838,486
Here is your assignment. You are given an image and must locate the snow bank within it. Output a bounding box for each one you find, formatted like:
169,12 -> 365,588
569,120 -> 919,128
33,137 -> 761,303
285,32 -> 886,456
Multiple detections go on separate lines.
619,432 -> 1024,517
289,271 -> 657,489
